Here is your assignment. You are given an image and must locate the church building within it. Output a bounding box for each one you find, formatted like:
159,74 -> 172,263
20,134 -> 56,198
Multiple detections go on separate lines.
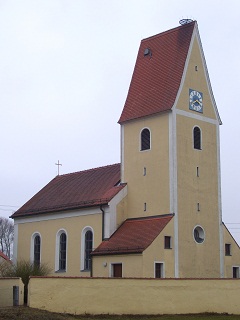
11,20 -> 240,279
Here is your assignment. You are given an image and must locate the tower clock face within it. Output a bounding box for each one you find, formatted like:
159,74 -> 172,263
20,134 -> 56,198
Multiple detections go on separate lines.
189,89 -> 203,113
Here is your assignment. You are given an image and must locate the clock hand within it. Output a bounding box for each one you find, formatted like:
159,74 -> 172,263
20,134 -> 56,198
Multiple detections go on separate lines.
193,100 -> 200,105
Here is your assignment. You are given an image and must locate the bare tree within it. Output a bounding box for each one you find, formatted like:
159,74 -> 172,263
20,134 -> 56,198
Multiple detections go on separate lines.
0,217 -> 14,258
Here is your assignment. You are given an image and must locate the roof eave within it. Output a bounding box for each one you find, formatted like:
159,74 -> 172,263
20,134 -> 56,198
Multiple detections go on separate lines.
91,250 -> 143,256
118,109 -> 172,125
11,201 -> 110,219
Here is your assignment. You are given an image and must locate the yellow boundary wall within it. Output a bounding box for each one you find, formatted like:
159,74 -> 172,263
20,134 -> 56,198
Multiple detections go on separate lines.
28,277 -> 240,315
0,277 -> 24,307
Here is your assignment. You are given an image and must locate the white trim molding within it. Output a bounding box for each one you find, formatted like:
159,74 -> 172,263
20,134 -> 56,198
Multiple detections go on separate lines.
30,232 -> 42,264
80,226 -> 94,271
154,261 -> 165,278
109,262 -> 123,278
12,223 -> 18,264
55,228 -> 68,272
169,110 -> 179,278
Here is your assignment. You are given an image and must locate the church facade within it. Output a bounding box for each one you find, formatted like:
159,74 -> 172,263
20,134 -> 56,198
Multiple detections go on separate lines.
11,21 -> 240,279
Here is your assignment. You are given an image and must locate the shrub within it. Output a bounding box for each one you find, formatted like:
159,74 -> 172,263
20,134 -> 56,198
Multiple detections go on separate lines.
0,260 -> 51,303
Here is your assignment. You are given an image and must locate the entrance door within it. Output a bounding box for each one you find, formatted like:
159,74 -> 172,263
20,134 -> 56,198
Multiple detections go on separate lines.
155,262 -> 164,278
112,263 -> 122,277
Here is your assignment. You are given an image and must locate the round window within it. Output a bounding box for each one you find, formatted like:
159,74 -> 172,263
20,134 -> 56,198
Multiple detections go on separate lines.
193,226 -> 205,243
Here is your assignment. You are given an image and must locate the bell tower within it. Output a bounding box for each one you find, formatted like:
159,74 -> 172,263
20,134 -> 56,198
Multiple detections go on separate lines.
119,21 -> 224,278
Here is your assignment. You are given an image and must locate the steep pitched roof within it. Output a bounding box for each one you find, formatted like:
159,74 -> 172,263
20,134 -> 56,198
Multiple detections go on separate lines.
92,214 -> 173,256
12,163 -> 125,218
118,21 -> 195,124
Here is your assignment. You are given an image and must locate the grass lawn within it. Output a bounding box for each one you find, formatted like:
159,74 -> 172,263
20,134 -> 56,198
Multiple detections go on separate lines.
0,307 -> 240,320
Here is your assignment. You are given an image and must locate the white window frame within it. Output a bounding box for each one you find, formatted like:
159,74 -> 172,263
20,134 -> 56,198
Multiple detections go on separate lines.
30,232 -> 42,264
233,266 -> 240,278
80,226 -> 94,271
109,262 -> 123,278
55,229 -> 68,272
154,261 -> 165,278
193,225 -> 205,244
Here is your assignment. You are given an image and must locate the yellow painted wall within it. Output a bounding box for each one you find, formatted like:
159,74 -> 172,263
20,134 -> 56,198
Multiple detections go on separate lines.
223,225 -> 240,277
29,277 -> 240,315
177,36 -> 218,120
122,113 -> 170,218
176,115 -> 221,277
16,212 -> 102,276
92,218 -> 175,278
92,254 -> 143,278
143,218 -> 175,278
0,278 -> 24,307
174,33 -> 222,277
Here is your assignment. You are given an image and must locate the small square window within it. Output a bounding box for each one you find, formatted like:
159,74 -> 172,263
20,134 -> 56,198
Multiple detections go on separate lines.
164,236 -> 172,249
225,243 -> 231,256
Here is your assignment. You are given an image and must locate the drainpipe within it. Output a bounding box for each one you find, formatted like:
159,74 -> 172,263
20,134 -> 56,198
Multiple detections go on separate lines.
100,205 -> 105,241
90,256 -> 93,277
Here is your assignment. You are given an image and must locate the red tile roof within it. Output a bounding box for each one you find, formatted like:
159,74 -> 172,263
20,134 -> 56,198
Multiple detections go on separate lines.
92,214 -> 173,255
12,163 -> 125,218
0,250 -> 10,261
118,21 -> 196,124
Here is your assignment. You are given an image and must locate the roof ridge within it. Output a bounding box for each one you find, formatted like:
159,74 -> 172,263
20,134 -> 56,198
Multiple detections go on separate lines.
11,162 -> 122,218
58,163 -> 120,178
141,21 -> 196,42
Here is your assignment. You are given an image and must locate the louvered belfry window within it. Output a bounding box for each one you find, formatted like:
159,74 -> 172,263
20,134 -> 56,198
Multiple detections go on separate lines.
141,128 -> 150,151
193,126 -> 201,150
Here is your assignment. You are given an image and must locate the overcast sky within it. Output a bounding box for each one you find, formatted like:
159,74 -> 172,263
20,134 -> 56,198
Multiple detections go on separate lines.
1,0 -> 240,244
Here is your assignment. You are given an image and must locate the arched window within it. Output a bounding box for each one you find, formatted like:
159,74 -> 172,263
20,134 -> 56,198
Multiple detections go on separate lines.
140,128 -> 151,151
55,229 -> 67,272
81,227 -> 94,271
84,230 -> 93,270
59,233 -> 67,271
34,235 -> 41,267
31,233 -> 41,267
193,126 -> 201,150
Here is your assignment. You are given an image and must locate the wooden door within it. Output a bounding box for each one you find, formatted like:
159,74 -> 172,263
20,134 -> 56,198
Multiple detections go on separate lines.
113,263 -> 122,277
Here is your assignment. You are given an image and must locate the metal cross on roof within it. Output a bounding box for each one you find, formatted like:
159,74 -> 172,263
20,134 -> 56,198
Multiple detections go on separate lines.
55,160 -> 62,175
